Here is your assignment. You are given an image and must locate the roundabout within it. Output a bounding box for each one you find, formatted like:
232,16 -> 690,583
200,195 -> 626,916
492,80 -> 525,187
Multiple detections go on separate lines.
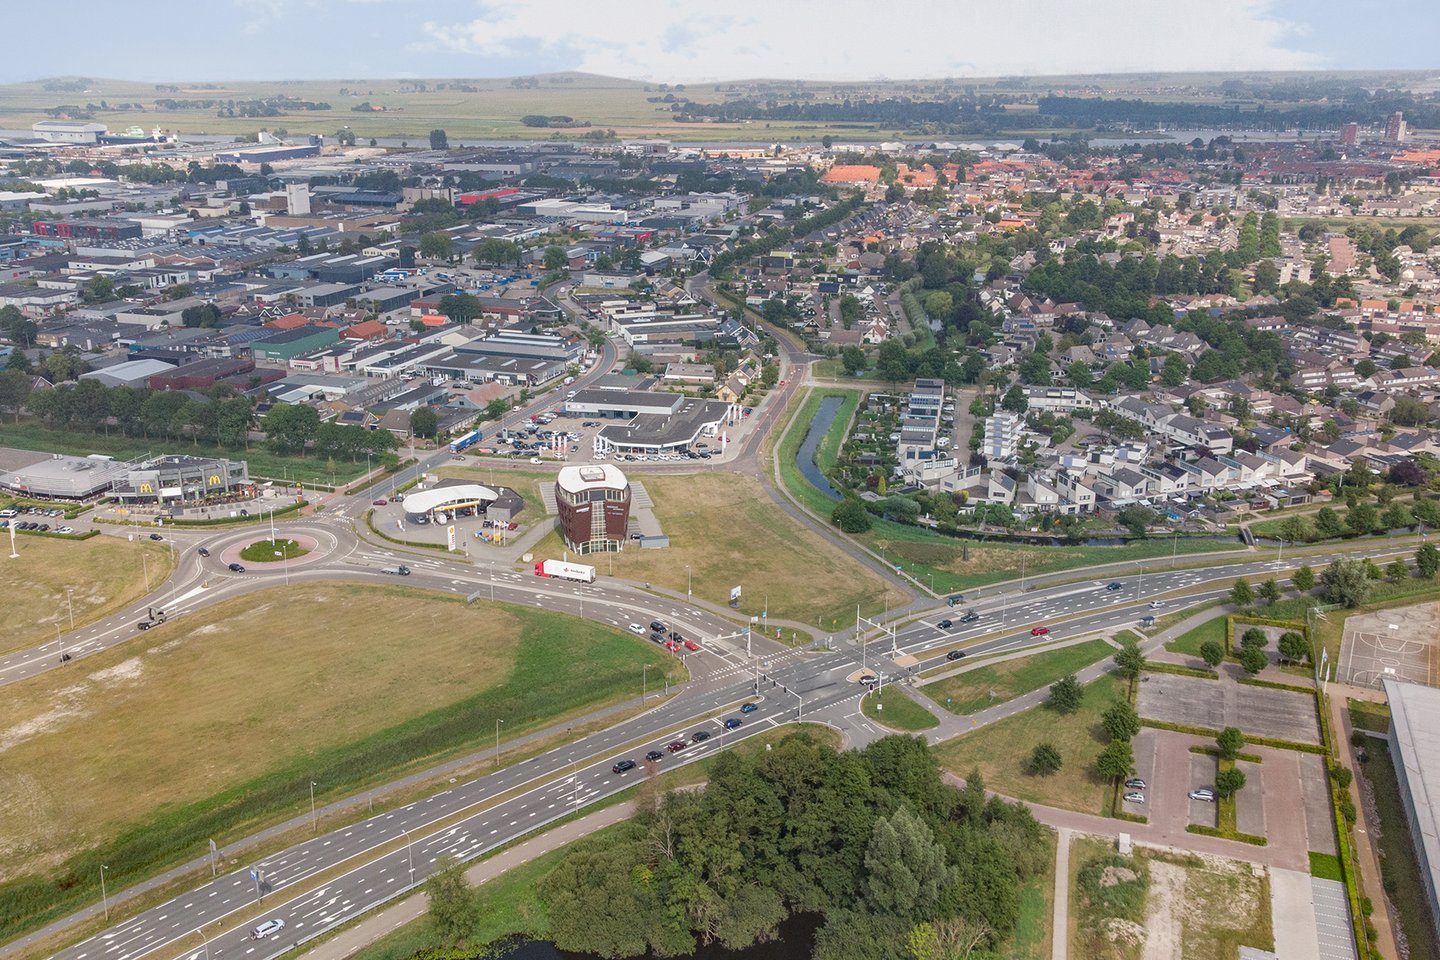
217,531 -> 329,571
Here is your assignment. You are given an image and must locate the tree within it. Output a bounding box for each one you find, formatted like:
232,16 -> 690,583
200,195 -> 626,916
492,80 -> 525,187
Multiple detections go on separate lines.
263,402 -> 320,453
1347,501 -> 1379,535
0,369 -> 32,422
425,856 -> 475,946
428,128 -> 448,150
1216,726 -> 1245,760
1094,739 -> 1135,780
1278,516 -> 1311,545
1419,543 -> 1440,579
1278,631 -> 1310,664
832,498 -> 872,533
1388,558 -> 1410,581
181,304 -> 222,328
863,805 -> 949,920
1199,639 -> 1225,668
1258,579 -> 1282,604
1214,767 -> 1247,800
1240,627 -> 1267,650
1320,557 -> 1371,607
1116,505 -> 1156,538
1293,564 -> 1316,592
1047,674 -> 1082,713
474,237 -> 521,266
840,345 -> 868,376
1112,641 -> 1145,680
437,292 -> 482,323
409,406 -> 439,439
1229,579 -> 1254,606
1239,646 -> 1269,674
543,244 -> 570,271
83,275 -> 115,303
1027,743 -> 1062,776
1000,384 -> 1028,414
1102,700 -> 1141,742
1314,507 -> 1345,539
418,232 -> 454,261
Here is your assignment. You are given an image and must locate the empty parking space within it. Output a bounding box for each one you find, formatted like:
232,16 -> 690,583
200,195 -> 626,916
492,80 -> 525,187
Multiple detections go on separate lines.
1138,672 -> 1321,744
1235,759 -> 1265,837
1338,604 -> 1440,688
1299,752 -> 1338,855
1312,878 -> 1359,960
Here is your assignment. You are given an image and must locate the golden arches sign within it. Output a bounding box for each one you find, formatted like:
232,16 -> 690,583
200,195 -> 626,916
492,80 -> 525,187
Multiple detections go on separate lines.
138,482 -> 153,493
208,474 -> 222,486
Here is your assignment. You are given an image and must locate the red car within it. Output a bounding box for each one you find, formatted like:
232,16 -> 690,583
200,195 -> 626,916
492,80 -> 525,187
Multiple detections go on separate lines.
372,499 -> 387,506
683,639 -> 700,651
665,640 -> 679,652
666,740 -> 688,753
1031,626 -> 1050,636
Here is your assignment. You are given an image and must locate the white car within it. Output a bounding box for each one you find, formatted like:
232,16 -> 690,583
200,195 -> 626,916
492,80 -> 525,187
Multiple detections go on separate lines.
1188,788 -> 1217,802
251,919 -> 286,940
628,623 -> 645,635
530,457 -> 543,464
1149,600 -> 1166,609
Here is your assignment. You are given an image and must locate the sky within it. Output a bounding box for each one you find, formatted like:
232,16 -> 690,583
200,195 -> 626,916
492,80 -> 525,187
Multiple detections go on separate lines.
2,0 -> 1437,85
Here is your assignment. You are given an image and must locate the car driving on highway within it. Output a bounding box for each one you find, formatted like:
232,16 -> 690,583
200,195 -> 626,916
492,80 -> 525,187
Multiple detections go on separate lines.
1031,626 -> 1050,636
612,759 -> 636,774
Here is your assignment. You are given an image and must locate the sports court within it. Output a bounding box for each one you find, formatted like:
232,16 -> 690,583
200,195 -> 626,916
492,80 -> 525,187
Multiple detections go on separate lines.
1337,603 -> 1440,689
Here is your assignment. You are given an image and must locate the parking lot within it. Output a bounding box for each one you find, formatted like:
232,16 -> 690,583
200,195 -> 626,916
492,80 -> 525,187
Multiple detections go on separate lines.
472,405 -> 753,468
1137,672 -> 1321,745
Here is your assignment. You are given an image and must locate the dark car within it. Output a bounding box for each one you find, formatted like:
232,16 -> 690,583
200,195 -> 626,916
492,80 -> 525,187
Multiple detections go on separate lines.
612,759 -> 637,774
650,621 -> 666,634
1106,582 -> 1122,591
959,610 -> 980,623
937,619 -> 953,629
691,730 -> 711,743
740,702 -> 758,714
645,750 -> 665,762
946,650 -> 966,661
198,547 -> 210,557
666,740 -> 688,753
228,562 -> 246,573
724,718 -> 743,729
149,533 -> 164,541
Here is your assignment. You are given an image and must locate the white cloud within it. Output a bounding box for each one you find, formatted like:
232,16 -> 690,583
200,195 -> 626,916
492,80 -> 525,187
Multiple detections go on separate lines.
420,0 -> 1322,82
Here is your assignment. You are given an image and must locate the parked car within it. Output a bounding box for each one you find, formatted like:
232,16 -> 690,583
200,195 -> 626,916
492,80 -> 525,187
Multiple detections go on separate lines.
946,650 -> 966,661
1031,626 -> 1050,636
1188,788 -> 1217,802
724,718 -> 743,729
740,702 -> 758,714
1123,792 -> 1146,804
612,759 -> 637,774
1125,777 -> 1147,789
228,563 -> 246,573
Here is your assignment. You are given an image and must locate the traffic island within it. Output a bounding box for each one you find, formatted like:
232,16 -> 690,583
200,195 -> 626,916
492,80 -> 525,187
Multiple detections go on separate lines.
239,537 -> 311,562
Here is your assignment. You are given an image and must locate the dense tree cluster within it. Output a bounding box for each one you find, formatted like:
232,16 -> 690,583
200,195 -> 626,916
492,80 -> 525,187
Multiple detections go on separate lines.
541,734 -> 1050,960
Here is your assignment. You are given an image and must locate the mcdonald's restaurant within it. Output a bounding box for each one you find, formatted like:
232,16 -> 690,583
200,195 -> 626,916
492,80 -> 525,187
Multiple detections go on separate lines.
111,455 -> 254,506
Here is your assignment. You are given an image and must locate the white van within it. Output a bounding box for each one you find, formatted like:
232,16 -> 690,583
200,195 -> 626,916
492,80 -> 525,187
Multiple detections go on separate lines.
252,918 -> 286,940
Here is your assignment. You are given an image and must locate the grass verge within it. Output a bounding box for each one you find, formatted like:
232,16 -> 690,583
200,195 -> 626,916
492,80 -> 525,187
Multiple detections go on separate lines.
924,637 -> 1113,715
1348,699 -> 1391,735
1357,740 -> 1440,960
1165,615 -> 1225,657
860,687 -> 939,731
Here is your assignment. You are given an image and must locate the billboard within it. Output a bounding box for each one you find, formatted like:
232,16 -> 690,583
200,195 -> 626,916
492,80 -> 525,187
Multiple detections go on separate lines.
730,585 -> 742,602
446,524 -> 457,551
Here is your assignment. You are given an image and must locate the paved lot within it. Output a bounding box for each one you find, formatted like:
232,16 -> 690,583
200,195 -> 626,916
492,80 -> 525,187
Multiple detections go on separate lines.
1338,602 -> 1440,688
1312,877 -> 1360,960
1124,728 -> 1157,816
1270,867 -> 1322,960
1138,673 -> 1321,744
1145,730 -> 1199,836
1299,752 -> 1338,855
1189,752 -> 1218,827
1236,758 -> 1265,836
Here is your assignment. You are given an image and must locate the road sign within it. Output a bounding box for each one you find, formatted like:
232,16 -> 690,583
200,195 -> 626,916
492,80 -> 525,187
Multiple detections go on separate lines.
730,585 -> 742,602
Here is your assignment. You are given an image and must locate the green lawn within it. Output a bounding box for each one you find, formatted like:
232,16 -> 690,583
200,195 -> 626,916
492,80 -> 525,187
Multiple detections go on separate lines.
1165,616 -> 1226,657
1358,741 -> 1440,960
1309,851 -> 1344,881
937,672 -> 1129,816
1001,829 -> 1057,960
860,687 -> 939,731
924,638 -> 1114,715
1348,699 -> 1391,735
238,537 -> 308,562
0,420 -> 366,485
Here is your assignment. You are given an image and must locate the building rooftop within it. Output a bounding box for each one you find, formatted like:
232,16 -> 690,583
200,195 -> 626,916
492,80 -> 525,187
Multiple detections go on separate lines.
1385,678 -> 1440,914
556,463 -> 629,495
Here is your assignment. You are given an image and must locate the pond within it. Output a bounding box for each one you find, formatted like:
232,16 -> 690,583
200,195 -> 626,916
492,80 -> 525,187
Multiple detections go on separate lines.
492,913 -> 821,960
795,395 -> 845,500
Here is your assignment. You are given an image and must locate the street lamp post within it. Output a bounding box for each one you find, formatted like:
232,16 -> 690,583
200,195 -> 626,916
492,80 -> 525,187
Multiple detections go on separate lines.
490,561 -> 495,601
643,663 -> 651,702
401,828 -> 414,884
66,587 -> 75,631
100,865 -> 109,920
494,718 -> 504,767
309,780 -> 317,832
196,928 -> 211,960
686,565 -> 691,597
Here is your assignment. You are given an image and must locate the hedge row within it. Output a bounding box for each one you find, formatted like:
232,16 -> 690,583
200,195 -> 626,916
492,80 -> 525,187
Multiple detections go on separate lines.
1316,673 -> 1377,959
16,528 -> 98,542
1189,746 -> 1264,763
1237,676 -> 1315,695
1138,718 -> 1325,753
1143,661 -> 1218,680
1225,613 -> 1308,655
96,501 -> 309,528
1186,823 -> 1268,846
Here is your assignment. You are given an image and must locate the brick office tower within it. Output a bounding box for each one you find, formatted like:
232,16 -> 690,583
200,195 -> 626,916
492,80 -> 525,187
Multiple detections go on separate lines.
555,464 -> 631,554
